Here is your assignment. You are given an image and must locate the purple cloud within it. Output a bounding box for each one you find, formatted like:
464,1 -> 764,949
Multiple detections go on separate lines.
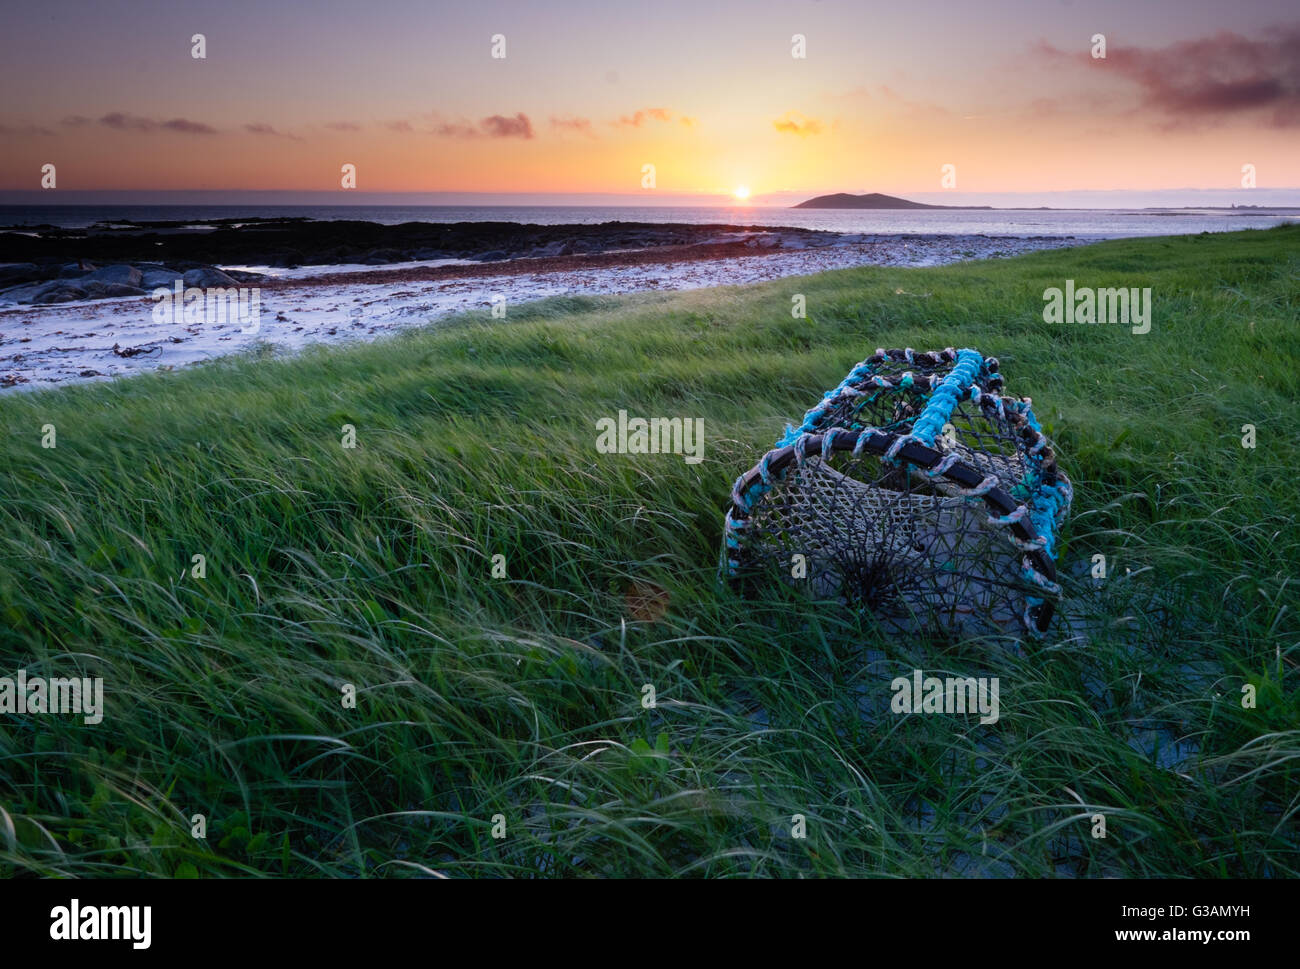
481,113 -> 534,138
99,112 -> 216,134
435,120 -> 480,137
0,122 -> 56,136
549,115 -> 594,136
1041,26 -> 1300,128
435,113 -> 534,138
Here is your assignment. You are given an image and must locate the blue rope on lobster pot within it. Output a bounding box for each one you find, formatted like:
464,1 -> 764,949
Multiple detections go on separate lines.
722,347 -> 1072,637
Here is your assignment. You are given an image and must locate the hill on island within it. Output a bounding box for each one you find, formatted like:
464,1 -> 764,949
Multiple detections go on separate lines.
794,192 -> 992,210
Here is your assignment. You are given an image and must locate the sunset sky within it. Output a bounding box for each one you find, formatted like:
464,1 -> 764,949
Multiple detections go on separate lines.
2,0 -> 1298,203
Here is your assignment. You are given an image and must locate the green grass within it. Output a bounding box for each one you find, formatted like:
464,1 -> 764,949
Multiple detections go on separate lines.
1,225 -> 1297,877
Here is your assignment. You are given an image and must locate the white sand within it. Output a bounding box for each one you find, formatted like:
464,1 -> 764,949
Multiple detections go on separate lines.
0,235 -> 1079,391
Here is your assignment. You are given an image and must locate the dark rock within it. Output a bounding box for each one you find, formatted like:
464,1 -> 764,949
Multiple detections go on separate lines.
0,218 -> 843,272
0,281 -> 47,303
0,263 -> 41,286
82,281 -> 148,299
58,261 -> 96,279
268,249 -> 304,268
182,267 -> 242,288
140,267 -> 183,289
31,282 -> 89,304
83,264 -> 142,287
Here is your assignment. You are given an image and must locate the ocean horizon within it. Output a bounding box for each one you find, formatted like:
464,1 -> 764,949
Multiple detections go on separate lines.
4,202 -> 1298,239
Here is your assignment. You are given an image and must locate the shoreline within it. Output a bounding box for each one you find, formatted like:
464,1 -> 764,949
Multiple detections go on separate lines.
257,231 -> 1076,288
0,232 -> 1084,391
0,218 -> 844,278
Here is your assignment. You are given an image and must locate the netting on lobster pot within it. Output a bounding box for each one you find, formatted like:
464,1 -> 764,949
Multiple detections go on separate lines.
722,347 -> 1072,637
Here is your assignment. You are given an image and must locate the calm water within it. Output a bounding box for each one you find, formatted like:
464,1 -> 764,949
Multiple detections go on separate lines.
1,204 -> 1295,239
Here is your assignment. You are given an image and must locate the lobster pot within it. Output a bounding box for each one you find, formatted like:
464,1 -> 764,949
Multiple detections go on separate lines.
722,348 -> 1072,637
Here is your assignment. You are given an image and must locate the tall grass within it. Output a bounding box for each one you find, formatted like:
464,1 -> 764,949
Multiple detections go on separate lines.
1,226 -> 1297,877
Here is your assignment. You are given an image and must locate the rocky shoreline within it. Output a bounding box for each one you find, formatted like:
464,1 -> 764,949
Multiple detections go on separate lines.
0,218 -> 846,305
0,231 -> 1085,390
0,262 -> 269,307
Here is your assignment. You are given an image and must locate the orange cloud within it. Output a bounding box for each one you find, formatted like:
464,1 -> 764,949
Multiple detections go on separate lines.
772,111 -> 824,136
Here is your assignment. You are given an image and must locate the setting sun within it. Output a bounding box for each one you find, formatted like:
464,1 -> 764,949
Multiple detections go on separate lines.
732,186 -> 751,201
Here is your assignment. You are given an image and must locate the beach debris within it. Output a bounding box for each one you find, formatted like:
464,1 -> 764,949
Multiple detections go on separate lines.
111,342 -> 162,357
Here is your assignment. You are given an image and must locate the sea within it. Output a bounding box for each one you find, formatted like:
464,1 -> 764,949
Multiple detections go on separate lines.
2,204 -> 1297,240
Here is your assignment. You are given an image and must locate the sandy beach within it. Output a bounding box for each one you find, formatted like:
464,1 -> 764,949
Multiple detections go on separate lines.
0,232 -> 1079,390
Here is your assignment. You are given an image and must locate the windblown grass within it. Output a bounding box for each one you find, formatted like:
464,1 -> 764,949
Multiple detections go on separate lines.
1,225 -> 1297,877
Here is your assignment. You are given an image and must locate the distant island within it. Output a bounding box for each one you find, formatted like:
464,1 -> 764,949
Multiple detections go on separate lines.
794,192 -> 993,210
